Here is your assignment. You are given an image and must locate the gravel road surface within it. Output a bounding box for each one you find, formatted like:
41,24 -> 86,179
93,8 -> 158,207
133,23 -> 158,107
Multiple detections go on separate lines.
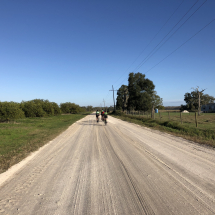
0,113 -> 215,215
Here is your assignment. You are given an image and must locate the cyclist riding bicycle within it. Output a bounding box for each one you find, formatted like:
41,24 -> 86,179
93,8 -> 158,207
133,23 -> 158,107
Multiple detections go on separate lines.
104,111 -> 108,124
101,110 -> 105,121
96,110 -> 100,122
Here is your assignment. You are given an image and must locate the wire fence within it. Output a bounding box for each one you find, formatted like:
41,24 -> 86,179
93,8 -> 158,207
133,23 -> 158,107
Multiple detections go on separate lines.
123,110 -> 215,130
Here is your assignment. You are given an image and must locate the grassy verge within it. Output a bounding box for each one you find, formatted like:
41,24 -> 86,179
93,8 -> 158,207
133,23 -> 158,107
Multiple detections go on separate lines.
110,112 -> 215,148
0,113 -> 89,173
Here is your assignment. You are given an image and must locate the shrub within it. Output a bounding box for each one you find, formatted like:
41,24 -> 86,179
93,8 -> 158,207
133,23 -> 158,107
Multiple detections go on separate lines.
21,101 -> 46,117
60,102 -> 83,114
21,99 -> 61,117
52,102 -> 61,115
0,102 -> 25,121
41,100 -> 54,116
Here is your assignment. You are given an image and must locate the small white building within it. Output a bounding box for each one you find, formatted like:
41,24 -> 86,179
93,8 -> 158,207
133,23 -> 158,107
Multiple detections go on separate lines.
201,103 -> 215,113
182,110 -> 189,113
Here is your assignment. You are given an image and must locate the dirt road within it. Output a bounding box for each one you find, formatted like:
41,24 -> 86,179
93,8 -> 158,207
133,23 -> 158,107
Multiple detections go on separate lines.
0,113 -> 215,214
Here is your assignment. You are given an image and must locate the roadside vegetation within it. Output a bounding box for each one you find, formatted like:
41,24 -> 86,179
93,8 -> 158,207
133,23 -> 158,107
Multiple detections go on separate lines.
110,111 -> 215,148
116,72 -> 164,112
0,99 -> 93,173
114,72 -> 215,147
0,113 -> 89,173
0,99 -> 93,122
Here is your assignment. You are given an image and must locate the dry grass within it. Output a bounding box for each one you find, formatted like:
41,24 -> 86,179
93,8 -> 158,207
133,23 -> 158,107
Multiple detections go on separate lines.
126,112 -> 215,130
111,112 -> 215,148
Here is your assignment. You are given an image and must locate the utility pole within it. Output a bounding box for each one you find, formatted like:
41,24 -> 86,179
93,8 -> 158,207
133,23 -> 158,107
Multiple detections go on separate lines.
192,87 -> 205,116
109,85 -> 116,112
103,99 -> 105,110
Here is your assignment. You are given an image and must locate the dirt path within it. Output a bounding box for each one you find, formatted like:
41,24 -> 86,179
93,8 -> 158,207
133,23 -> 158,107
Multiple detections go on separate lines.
0,113 -> 215,214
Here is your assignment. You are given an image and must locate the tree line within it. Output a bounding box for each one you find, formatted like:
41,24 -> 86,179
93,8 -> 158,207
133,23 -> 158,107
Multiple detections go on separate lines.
180,90 -> 215,112
116,72 -> 164,112
0,99 -> 93,121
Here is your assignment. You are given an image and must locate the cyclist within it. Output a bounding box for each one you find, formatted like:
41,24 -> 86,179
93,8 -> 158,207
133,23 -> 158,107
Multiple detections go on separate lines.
104,111 -> 108,124
101,110 -> 105,121
96,110 -> 100,122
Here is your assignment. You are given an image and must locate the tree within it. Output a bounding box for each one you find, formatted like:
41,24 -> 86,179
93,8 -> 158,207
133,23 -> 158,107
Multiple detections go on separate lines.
0,102 -> 25,121
151,91 -> 163,108
86,106 -> 93,112
21,100 -> 46,117
52,102 -> 61,115
116,85 -> 128,111
184,90 -> 215,112
201,94 -> 215,105
116,73 -> 163,112
127,72 -> 155,111
21,99 -> 60,117
60,102 -> 83,114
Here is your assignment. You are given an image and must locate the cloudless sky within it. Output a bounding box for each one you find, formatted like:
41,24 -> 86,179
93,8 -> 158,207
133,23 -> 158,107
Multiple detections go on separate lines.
1,0 -> 215,107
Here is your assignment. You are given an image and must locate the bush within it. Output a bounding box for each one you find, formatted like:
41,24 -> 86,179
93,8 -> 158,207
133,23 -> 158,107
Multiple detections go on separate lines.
60,102 -> 83,114
21,99 -> 61,117
52,102 -> 61,115
41,100 -> 54,116
21,101 -> 46,117
86,106 -> 93,112
0,102 -> 25,121
156,105 -> 165,110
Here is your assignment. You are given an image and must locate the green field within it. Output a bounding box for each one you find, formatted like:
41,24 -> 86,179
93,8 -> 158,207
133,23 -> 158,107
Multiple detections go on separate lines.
155,112 -> 215,130
126,112 -> 215,130
0,113 -> 89,173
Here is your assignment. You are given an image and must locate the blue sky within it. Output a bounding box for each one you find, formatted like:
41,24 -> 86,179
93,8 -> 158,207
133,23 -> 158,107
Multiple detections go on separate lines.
1,0 -> 214,107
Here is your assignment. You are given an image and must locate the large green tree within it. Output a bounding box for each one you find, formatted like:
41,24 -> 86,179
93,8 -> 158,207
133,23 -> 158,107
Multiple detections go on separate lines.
116,85 -> 128,111
127,72 -> 158,111
116,73 -> 163,111
183,91 -> 215,111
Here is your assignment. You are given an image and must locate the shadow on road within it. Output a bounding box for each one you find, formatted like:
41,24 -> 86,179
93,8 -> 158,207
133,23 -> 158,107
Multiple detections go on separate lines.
76,122 -> 104,126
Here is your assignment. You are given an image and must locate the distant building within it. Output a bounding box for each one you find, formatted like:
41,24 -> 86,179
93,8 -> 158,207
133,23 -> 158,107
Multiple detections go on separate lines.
182,110 -> 189,113
201,103 -> 215,113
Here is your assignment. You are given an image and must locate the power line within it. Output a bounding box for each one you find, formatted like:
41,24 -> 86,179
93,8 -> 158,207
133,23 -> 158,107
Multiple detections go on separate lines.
113,0 -> 185,86
115,17 -> 215,89
103,99 -> 105,108
134,0 -> 207,71
115,0 -> 199,89
115,0 -> 208,89
145,18 -> 215,74
132,0 -> 202,73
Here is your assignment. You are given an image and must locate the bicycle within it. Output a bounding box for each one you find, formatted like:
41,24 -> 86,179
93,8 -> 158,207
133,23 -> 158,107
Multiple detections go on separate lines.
96,115 -> 99,123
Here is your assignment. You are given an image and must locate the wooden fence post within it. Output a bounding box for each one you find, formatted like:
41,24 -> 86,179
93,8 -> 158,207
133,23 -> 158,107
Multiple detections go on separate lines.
159,112 -> 161,121
195,112 -> 198,127
180,112 -> 182,124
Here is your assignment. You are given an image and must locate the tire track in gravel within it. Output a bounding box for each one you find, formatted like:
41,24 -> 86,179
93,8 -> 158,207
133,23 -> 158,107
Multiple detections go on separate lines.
109,118 -> 215,207
0,114 -> 215,214
107,116 -> 215,214
0,119 -> 85,214
102,126 -> 155,215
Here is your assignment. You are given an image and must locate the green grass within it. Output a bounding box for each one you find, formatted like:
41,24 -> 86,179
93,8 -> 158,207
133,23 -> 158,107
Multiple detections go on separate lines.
125,111 -> 215,130
0,113 -> 89,173
154,112 -> 215,130
111,112 -> 215,148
